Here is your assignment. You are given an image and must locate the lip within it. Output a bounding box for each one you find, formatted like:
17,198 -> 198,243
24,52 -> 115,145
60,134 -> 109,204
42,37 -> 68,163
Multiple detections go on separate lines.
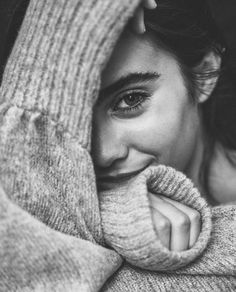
97,166 -> 147,190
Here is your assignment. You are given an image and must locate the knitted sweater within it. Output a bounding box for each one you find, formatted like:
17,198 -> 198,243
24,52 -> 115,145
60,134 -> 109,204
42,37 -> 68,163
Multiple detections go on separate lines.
0,0 -> 235,291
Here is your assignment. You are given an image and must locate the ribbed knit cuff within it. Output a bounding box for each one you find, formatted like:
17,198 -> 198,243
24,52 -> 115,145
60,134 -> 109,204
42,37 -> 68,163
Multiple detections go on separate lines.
100,165 -> 212,271
1,0 -> 140,149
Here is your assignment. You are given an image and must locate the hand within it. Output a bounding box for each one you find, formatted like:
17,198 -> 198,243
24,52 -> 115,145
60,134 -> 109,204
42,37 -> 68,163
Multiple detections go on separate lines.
148,193 -> 201,251
132,0 -> 157,33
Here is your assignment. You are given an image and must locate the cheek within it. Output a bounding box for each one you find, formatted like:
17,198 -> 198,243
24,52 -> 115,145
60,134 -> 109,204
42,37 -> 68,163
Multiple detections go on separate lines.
119,110 -> 184,155
122,95 -> 199,162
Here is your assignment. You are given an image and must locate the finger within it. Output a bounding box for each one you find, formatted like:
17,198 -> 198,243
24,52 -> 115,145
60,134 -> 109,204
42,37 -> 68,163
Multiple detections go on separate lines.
150,206 -> 170,249
160,196 -> 201,248
149,194 -> 190,251
132,7 -> 145,34
142,0 -> 157,9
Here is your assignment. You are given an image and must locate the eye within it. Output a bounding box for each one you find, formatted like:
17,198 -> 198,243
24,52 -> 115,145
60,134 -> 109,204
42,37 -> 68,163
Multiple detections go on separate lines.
112,91 -> 149,113
120,94 -> 142,107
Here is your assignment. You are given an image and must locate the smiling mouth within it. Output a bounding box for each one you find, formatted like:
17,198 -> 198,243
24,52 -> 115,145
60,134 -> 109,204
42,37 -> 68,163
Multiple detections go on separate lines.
97,166 -> 147,190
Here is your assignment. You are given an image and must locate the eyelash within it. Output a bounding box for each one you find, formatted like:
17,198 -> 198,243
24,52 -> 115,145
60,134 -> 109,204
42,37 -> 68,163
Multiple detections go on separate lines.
111,90 -> 150,114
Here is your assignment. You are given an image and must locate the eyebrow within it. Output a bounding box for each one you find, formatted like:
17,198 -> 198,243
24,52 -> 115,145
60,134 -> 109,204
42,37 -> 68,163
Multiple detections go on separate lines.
99,72 -> 160,100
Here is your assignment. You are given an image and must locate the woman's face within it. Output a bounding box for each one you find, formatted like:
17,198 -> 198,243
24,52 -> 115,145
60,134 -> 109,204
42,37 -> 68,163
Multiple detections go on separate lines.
92,31 -> 203,191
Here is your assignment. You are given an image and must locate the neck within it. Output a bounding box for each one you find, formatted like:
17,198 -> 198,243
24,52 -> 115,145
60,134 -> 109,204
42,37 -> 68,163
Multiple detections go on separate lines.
185,122 -> 208,195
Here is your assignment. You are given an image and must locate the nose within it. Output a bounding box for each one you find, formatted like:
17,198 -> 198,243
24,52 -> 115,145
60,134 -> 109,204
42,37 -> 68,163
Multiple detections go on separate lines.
92,120 -> 128,169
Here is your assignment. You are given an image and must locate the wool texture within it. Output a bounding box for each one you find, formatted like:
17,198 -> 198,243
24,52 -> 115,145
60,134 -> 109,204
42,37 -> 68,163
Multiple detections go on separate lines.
0,0 -> 235,291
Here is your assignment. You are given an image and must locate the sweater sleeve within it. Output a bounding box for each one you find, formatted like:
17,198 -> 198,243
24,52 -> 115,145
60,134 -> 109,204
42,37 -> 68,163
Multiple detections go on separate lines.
101,205 -> 236,292
0,0 -> 142,290
0,184 -> 122,292
0,0 -> 140,241
100,165 -> 212,271
100,166 -> 236,291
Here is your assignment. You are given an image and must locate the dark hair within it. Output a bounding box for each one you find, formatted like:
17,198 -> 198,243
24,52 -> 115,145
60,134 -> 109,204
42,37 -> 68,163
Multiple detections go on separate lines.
144,0 -> 236,195
0,0 -> 30,82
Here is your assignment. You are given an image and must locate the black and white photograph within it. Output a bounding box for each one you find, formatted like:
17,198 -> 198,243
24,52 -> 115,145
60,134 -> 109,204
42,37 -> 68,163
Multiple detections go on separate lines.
0,0 -> 235,291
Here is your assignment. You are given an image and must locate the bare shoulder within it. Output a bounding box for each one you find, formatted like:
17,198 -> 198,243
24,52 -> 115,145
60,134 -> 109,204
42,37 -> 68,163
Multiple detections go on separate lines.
208,143 -> 236,205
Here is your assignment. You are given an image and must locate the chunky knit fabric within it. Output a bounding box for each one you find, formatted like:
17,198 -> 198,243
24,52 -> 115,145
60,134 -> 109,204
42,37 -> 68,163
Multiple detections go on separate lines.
0,0 -> 235,291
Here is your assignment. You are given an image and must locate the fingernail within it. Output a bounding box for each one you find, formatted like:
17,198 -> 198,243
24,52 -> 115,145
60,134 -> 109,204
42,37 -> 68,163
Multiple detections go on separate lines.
137,22 -> 146,34
149,0 -> 157,9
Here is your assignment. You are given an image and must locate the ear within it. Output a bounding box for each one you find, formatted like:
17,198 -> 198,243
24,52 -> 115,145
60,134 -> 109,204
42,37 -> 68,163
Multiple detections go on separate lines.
194,51 -> 222,103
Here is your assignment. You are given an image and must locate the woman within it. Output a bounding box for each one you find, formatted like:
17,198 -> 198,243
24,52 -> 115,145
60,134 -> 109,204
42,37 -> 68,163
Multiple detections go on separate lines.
92,0 -> 236,252
0,0 -> 235,291
92,0 -> 235,288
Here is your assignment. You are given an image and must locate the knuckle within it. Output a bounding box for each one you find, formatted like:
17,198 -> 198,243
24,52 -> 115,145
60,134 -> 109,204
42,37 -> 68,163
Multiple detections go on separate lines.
189,210 -> 201,223
158,218 -> 171,233
175,214 -> 190,230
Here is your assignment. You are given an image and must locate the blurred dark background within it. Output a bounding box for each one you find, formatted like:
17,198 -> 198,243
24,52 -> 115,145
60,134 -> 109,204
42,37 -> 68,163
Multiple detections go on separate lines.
0,0 -> 29,82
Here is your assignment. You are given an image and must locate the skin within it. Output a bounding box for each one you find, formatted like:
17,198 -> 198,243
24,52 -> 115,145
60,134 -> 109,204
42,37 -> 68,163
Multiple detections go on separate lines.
93,33 -> 204,177
208,143 -> 236,204
126,1 -> 236,207
92,27 -> 236,250
92,30 -> 206,251
132,0 -> 157,33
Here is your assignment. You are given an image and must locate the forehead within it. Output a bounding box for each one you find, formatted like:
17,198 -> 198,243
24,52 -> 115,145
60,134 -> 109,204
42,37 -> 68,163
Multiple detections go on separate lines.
101,30 -> 176,90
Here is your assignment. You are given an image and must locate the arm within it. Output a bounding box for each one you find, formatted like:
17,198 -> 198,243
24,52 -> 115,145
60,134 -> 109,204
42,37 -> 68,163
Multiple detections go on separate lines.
0,0 -> 142,290
101,205 -> 236,292
100,166 -> 236,291
0,184 -> 121,292
100,165 -> 212,271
